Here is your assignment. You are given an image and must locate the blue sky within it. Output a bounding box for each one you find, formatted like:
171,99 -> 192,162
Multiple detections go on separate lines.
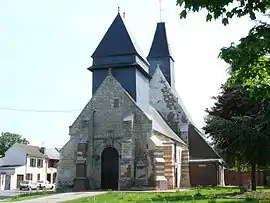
0,0 -> 255,148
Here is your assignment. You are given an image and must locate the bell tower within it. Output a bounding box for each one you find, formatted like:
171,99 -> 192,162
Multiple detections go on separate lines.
147,22 -> 175,89
88,13 -> 151,112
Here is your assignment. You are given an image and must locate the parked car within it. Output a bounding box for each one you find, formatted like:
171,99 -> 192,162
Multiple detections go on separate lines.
37,180 -> 55,190
19,180 -> 39,190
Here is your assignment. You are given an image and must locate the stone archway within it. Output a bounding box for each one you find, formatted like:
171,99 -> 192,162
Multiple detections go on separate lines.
101,147 -> 119,190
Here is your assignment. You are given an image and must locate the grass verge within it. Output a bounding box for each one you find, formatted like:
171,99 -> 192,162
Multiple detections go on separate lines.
61,187 -> 253,203
61,192 -> 258,203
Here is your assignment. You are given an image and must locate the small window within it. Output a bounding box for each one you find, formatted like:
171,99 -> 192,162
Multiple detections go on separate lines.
26,173 -> 33,180
49,160 -> 57,168
37,159 -> 43,168
37,174 -> 40,181
107,130 -> 113,137
123,120 -> 132,129
30,158 -> 36,167
113,98 -> 119,107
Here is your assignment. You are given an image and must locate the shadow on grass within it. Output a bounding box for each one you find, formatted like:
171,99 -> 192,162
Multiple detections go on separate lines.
150,194 -> 208,202
147,192 -> 246,202
140,196 -> 257,203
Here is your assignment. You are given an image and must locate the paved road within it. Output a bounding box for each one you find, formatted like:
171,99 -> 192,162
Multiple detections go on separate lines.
9,192 -> 105,203
0,189 -> 55,201
0,190 -> 39,200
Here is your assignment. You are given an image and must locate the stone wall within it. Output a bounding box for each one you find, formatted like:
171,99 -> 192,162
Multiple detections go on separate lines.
180,150 -> 191,187
164,142 -> 174,189
58,73 -> 157,190
58,71 -> 191,191
56,137 -> 78,190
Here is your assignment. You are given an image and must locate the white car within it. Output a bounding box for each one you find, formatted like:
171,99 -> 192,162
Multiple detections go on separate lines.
19,180 -> 39,190
37,180 -> 55,190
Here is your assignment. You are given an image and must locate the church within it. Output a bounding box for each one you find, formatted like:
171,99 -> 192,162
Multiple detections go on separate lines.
56,12 -> 225,191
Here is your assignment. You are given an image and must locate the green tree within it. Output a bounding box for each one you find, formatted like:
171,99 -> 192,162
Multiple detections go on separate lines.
0,132 -> 29,157
204,85 -> 270,191
177,0 -> 270,100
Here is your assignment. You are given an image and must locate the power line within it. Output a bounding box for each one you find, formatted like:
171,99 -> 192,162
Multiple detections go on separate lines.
0,107 -> 80,113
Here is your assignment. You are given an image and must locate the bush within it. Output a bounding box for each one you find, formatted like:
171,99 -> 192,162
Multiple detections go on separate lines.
245,192 -> 270,200
260,200 -> 270,203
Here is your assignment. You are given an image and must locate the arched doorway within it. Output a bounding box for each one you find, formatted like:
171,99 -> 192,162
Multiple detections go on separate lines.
101,147 -> 119,190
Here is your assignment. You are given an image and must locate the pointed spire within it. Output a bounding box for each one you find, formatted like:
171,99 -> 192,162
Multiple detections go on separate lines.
147,22 -> 173,60
91,13 -> 146,62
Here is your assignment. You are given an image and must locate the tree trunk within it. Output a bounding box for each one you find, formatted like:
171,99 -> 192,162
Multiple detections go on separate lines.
237,157 -> 244,193
251,160 -> 256,191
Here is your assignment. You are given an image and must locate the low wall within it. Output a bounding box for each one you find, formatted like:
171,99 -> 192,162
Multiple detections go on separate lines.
224,169 -> 264,186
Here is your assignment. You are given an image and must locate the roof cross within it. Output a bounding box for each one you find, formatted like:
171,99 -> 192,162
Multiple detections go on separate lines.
159,0 -> 164,22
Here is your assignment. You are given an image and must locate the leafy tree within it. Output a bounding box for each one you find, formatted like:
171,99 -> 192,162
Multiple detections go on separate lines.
0,132 -> 29,157
177,0 -> 270,100
220,31 -> 270,101
177,0 -> 269,24
204,85 -> 270,191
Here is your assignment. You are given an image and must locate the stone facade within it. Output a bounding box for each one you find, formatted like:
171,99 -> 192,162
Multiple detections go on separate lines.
56,73 -> 187,190
56,12 -> 224,191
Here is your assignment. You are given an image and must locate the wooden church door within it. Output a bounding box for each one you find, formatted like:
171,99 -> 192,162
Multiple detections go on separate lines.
101,147 -> 119,190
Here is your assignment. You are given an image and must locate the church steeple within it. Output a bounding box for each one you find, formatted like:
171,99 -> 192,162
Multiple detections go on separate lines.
88,13 -> 150,113
147,22 -> 175,88
90,13 -> 149,71
92,14 -> 141,59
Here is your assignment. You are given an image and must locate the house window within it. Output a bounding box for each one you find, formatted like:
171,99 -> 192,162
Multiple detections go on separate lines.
37,174 -> 40,181
48,160 -> 57,168
53,173 -> 57,183
30,158 -> 36,167
26,173 -> 33,180
113,98 -> 119,107
37,159 -> 43,168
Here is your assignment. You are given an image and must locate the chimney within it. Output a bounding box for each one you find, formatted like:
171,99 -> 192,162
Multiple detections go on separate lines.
40,147 -> 45,154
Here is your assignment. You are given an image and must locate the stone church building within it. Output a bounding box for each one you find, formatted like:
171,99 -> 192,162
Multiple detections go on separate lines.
56,13 -> 225,191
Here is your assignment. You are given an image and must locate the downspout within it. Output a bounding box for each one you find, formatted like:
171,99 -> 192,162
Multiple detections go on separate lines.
25,154 -> 28,180
45,158 -> 48,182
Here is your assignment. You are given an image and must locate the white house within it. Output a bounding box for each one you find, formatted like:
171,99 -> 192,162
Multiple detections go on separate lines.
42,147 -> 59,184
0,143 -> 59,190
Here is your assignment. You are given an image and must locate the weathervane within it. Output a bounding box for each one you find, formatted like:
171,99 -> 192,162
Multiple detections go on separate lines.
159,0 -> 164,22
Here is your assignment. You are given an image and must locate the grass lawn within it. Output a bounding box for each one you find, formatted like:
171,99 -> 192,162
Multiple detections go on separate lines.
0,191 -> 57,202
62,187 -> 260,203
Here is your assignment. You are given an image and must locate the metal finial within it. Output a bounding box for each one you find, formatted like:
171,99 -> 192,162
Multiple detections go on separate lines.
108,68 -> 112,75
123,12 -> 126,19
159,0 -> 163,22
118,6 -> 120,13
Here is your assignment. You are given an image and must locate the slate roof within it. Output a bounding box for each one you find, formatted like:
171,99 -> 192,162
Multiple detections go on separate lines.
0,165 -> 23,168
148,106 -> 187,146
44,148 -> 60,160
16,143 -> 47,158
147,22 -> 173,60
91,13 -> 149,65
188,124 -> 221,160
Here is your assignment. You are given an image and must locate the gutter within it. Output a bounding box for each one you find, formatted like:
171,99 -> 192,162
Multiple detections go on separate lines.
25,153 -> 28,180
